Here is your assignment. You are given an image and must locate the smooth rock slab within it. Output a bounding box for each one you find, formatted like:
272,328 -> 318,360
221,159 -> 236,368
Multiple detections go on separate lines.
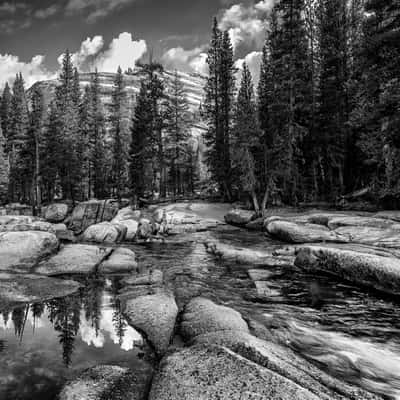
35,244 -> 112,275
59,365 -> 149,400
123,291 -> 178,356
327,216 -> 394,230
180,297 -> 249,340
295,245 -> 400,295
192,330 -> 379,400
0,273 -> 80,308
205,241 -> 294,267
266,220 -> 349,244
149,345 -> 321,400
82,222 -> 127,244
98,248 -> 138,274
224,209 -> 254,226
0,231 -> 59,272
44,203 -> 69,223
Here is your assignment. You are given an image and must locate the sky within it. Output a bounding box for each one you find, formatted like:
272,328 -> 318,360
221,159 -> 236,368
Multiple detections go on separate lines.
0,0 -> 275,89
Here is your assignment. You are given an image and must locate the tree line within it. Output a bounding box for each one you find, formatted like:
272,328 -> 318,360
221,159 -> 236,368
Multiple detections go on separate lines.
204,0 -> 399,212
0,52 -> 196,209
0,0 -> 399,212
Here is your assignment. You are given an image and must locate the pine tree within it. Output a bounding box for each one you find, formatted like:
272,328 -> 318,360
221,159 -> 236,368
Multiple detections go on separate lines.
8,73 -> 30,202
318,0 -> 349,200
41,101 -> 61,202
26,86 -> 45,210
0,121 -> 9,203
265,1 -> 312,204
110,66 -> 127,199
164,71 -> 191,196
0,83 -> 12,140
87,70 -> 106,199
56,50 -> 81,201
353,0 -> 400,200
232,63 -> 261,211
203,18 -> 235,200
129,82 -> 153,205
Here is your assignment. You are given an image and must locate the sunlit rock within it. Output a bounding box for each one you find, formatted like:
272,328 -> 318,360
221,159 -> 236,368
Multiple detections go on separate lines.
35,244 -> 112,275
224,209 -> 255,226
180,297 -> 249,340
295,245 -> 400,295
0,231 -> 59,272
82,222 -> 127,243
149,345 -> 322,400
123,290 -> 178,356
98,248 -> 137,274
266,220 -> 349,244
44,203 -> 69,223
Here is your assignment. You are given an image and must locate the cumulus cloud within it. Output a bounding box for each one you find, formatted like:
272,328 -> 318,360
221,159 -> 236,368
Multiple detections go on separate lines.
162,47 -> 208,75
219,0 -> 274,52
0,54 -> 55,89
59,32 -> 147,73
235,51 -> 263,87
0,1 -> 28,14
65,0 -> 133,23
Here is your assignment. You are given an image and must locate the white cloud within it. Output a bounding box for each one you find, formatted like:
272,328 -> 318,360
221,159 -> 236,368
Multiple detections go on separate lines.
0,54 -> 55,89
162,47 -> 208,75
235,51 -> 263,88
219,0 -> 274,52
59,32 -> 147,73
65,0 -> 133,22
94,32 -> 147,72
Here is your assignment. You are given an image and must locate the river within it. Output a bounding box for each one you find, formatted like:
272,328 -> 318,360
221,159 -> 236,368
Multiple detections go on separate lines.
1,225 -> 400,399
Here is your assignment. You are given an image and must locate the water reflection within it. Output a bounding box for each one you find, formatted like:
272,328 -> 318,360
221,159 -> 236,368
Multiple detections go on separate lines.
0,275 -> 147,400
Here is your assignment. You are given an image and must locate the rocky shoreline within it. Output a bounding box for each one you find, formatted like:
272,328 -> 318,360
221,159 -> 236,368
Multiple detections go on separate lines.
1,202 -> 399,399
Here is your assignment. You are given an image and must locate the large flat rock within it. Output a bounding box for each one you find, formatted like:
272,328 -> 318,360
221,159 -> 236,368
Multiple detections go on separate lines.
295,245 -> 400,295
98,248 -> 138,274
191,330 -> 380,400
0,273 -> 80,308
35,244 -> 112,275
0,231 -> 59,272
123,290 -> 178,356
266,220 -> 349,244
149,345 -> 322,400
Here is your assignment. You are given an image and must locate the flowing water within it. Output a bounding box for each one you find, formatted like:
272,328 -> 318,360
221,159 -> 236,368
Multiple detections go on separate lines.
1,226 -> 400,399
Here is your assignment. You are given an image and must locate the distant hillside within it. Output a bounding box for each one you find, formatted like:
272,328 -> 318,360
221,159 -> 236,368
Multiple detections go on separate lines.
29,68 -> 209,181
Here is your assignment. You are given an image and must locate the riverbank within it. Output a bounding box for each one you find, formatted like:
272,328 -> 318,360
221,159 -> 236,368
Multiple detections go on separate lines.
1,202 -> 399,399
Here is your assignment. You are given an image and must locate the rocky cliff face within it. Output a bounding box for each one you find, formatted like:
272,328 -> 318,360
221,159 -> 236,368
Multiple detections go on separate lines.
29,68 -> 209,181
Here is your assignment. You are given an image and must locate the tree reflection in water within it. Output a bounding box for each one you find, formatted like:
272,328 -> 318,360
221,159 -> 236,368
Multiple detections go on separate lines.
1,273 -> 133,367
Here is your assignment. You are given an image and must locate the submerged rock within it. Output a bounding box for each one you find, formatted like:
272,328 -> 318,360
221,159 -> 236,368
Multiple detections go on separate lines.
82,222 -> 127,243
205,241 -> 294,267
295,245 -> 400,295
180,297 -> 249,340
98,248 -> 138,274
59,365 -> 150,400
149,344 -> 322,400
122,269 -> 163,286
44,203 -> 69,223
266,220 -> 349,244
0,273 -> 80,308
0,231 -> 59,272
123,290 -> 178,356
224,209 -> 254,226
35,244 -> 112,275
